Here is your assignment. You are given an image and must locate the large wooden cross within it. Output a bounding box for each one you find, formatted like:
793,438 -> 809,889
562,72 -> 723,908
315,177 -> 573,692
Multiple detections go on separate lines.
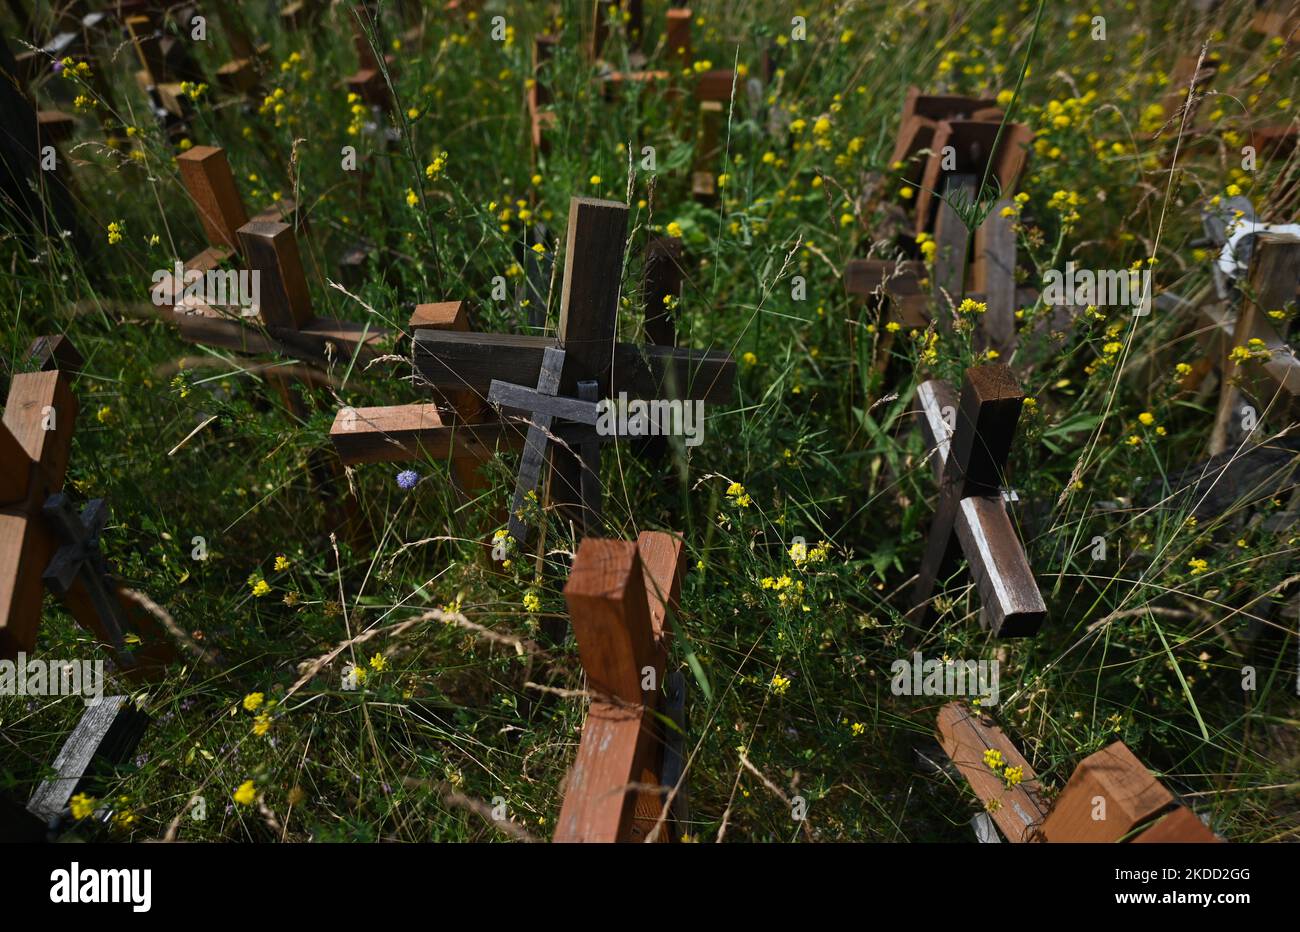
937,702 -> 1221,843
554,531 -> 688,843
412,196 -> 734,544
1,337 -> 172,669
908,364 -> 1045,637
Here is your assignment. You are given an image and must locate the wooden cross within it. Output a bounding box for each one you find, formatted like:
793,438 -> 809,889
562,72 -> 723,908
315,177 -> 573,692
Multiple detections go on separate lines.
937,702 -> 1221,843
1193,201 -> 1300,456
846,89 -> 1033,361
555,531 -> 688,843
124,12 -> 203,133
908,364 -> 1046,637
23,694 -> 151,835
0,337 -> 173,670
412,196 -> 734,544
166,150 -> 382,543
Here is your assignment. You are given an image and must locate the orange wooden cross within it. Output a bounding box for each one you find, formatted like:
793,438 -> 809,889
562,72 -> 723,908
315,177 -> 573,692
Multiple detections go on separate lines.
938,702 -> 1221,843
555,532 -> 688,842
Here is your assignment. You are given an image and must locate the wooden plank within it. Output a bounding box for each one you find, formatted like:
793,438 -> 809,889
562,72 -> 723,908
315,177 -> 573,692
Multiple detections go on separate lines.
694,69 -> 735,103
936,702 -> 1049,843
329,410 -> 585,465
665,8 -> 692,67
237,220 -> 313,330
973,200 -> 1017,356
692,100 -> 723,202
506,346 -> 565,543
0,422 -> 30,505
1209,233 -> 1300,454
1039,742 -> 1177,842
914,378 -> 958,480
636,530 -> 683,643
909,366 -> 1031,630
643,235 -> 683,346
177,146 -> 249,253
27,695 -> 150,822
0,509 -> 53,658
932,174 -> 974,320
844,259 -> 927,298
414,331 -> 734,403
556,537 -> 666,844
953,496 -> 1046,637
489,380 -> 602,425
26,335 -> 83,373
557,197 -> 629,391
1131,805 -> 1222,843
3,370 -> 76,497
564,538 -> 658,705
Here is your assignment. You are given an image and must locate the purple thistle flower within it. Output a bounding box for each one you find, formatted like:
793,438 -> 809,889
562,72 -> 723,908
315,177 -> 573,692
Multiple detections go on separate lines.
52,60 -> 64,74
396,469 -> 419,490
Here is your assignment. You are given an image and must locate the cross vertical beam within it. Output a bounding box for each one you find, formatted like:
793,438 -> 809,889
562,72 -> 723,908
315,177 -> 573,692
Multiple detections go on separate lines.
909,365 -> 1045,636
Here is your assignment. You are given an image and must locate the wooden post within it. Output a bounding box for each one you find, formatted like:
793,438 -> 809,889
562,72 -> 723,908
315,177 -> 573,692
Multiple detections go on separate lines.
555,532 -> 685,842
178,146 -> 250,254
643,235 -> 683,346
909,366 -> 1045,636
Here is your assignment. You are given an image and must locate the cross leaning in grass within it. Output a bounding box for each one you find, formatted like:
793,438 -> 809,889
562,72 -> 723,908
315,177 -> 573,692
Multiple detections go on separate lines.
908,364 -> 1046,637
937,701 -> 1221,843
1,336 -> 174,671
554,531 -> 689,843
411,196 -> 734,545
166,144 -> 394,543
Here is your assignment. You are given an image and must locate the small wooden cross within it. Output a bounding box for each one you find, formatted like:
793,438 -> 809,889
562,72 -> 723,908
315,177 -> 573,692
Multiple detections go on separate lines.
24,694 -> 151,832
938,702 -> 1221,843
413,196 -> 734,544
909,364 -> 1045,637
555,531 -> 688,843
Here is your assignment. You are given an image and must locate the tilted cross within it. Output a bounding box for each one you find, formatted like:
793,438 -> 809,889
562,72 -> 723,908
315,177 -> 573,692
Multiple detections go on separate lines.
412,196 -> 734,545
555,531 -> 688,843
908,364 -> 1045,637
937,702 -> 1221,843
0,338 -> 172,670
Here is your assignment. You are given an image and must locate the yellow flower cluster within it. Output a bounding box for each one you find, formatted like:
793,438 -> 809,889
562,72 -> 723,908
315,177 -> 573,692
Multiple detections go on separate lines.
726,481 -> 751,507
769,673 -> 791,695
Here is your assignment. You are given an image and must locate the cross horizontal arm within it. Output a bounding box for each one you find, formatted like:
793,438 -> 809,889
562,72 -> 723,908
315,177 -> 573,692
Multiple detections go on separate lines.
953,496 -> 1046,636
414,330 -> 735,403
488,379 -> 603,425
175,310 -> 389,368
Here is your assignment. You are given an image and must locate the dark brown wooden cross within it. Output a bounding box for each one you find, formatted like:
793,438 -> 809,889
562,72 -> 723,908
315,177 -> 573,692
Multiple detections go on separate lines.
937,702 -> 1221,843
412,196 -> 734,545
909,364 -> 1045,637
554,531 -> 688,843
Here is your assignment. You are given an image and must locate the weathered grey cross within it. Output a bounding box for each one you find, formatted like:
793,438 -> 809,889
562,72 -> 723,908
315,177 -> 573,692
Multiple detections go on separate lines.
413,196 -> 734,545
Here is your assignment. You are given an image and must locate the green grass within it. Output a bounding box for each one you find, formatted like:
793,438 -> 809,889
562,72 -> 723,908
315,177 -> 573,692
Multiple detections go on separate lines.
2,0 -> 1298,842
